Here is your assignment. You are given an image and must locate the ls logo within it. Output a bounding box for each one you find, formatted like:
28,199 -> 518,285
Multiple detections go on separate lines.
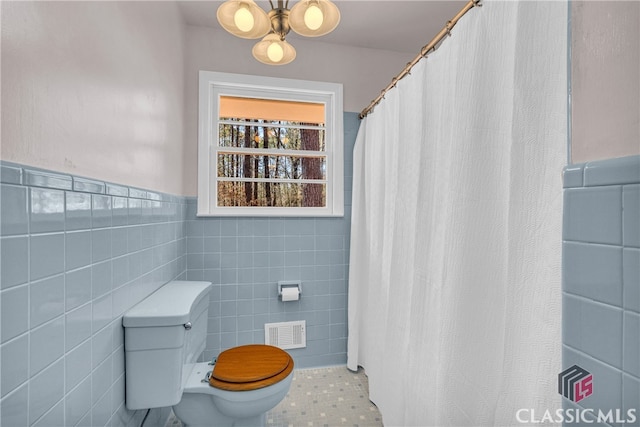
559,365 -> 593,403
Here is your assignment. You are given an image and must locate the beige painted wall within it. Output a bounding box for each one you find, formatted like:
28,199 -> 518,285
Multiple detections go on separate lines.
1,1 -> 186,195
4,1 -> 636,193
571,1 -> 640,163
0,1 -> 422,197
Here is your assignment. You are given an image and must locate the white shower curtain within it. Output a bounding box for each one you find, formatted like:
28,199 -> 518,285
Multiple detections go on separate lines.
347,1 -> 567,426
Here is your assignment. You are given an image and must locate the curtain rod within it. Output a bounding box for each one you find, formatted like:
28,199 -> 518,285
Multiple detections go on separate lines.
359,0 -> 481,119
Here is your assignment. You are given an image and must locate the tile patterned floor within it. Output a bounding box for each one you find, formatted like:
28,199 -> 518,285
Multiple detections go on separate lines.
266,366 -> 383,427
167,366 -> 383,427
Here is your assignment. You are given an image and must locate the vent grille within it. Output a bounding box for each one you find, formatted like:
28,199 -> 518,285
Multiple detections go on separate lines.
264,321 -> 306,349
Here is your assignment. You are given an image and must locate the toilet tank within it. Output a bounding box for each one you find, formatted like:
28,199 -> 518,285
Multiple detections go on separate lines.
123,280 -> 212,410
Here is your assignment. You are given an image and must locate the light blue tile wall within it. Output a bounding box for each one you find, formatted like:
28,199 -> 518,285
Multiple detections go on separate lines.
0,163 -> 188,427
185,112 -> 359,368
0,111 -> 359,425
563,155 -> 640,426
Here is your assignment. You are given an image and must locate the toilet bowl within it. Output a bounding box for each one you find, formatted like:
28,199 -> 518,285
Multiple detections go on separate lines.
123,281 -> 294,427
174,345 -> 294,427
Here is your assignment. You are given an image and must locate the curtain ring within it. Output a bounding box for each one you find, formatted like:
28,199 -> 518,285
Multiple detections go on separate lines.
445,21 -> 453,37
423,46 -> 435,57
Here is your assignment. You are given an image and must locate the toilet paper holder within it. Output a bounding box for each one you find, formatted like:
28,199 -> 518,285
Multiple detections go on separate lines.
278,280 -> 302,298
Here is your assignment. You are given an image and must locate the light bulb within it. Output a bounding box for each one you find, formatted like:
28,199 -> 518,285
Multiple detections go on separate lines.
303,4 -> 323,31
253,33 -> 296,65
234,4 -> 254,33
267,42 -> 284,63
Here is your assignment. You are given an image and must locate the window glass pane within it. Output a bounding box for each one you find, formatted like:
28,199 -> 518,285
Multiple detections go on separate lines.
198,71 -> 343,216
217,154 -> 326,180
218,124 -> 325,152
220,96 -> 324,124
217,181 -> 326,207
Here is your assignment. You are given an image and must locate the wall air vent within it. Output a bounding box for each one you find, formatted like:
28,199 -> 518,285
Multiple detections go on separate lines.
264,321 -> 306,349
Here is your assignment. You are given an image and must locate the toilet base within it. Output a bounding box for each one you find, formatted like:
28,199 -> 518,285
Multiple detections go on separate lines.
172,392 -> 233,427
173,391 -> 273,427
176,413 -> 264,427
173,361 -> 292,427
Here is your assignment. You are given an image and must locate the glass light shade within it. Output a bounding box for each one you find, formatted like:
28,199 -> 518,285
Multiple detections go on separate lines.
252,34 -> 297,65
217,0 -> 271,39
289,0 -> 340,37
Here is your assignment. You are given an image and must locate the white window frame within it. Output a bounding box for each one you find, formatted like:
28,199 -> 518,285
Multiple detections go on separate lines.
197,71 -> 344,217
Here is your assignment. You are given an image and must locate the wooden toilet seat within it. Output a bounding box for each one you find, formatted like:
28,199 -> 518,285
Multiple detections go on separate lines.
209,344 -> 294,391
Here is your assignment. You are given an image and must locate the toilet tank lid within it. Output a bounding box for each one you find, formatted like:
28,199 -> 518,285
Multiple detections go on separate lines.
123,281 -> 212,328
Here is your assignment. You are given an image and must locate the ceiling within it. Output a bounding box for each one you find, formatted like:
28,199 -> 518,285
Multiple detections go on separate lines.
178,1 -> 469,55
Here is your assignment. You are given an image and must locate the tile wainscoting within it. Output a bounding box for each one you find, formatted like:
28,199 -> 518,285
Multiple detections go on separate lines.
0,109 -> 358,427
0,162 -> 187,427
562,155 -> 640,426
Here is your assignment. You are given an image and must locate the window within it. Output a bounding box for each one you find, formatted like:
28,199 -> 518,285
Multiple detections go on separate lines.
198,71 -> 343,217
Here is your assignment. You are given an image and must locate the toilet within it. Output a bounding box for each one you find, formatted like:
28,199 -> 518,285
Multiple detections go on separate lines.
123,281 -> 294,427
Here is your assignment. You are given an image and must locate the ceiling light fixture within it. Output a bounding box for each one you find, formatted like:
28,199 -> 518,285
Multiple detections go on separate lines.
217,0 -> 340,65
